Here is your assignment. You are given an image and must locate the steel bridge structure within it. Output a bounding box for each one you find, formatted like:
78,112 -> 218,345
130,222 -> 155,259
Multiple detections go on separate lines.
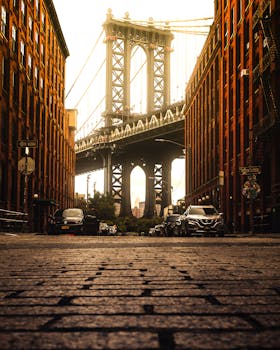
75,10 -> 210,217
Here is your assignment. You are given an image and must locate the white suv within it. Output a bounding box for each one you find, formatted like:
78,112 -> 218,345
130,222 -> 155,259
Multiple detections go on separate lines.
179,205 -> 225,236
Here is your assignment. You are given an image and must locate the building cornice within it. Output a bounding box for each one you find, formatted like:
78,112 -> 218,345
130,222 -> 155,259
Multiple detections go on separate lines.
44,0 -> 70,58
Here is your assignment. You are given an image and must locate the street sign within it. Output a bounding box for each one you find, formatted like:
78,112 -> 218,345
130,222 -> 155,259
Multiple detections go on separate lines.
18,157 -> 35,175
242,180 -> 261,199
17,139 -> 38,148
239,166 -> 261,175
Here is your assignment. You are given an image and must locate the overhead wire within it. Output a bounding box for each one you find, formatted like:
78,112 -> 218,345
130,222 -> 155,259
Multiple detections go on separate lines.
65,29 -> 104,100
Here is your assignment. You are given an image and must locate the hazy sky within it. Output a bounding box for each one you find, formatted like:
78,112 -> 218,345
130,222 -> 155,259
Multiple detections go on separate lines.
52,0 -> 214,205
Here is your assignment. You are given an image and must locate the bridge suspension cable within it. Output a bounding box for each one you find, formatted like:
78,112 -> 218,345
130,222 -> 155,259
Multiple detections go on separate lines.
76,96 -> 105,137
127,17 -> 213,24
74,16 -> 213,139
65,29 -> 104,100
74,58 -> 106,109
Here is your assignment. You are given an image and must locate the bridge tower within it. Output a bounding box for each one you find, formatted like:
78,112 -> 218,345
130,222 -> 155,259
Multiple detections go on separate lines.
103,9 -> 173,126
101,9 -> 174,217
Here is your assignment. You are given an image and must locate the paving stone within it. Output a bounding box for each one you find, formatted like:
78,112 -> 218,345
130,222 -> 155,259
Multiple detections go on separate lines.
0,234 -> 279,349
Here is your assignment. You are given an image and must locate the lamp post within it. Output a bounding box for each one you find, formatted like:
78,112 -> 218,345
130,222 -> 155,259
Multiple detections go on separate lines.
86,174 -> 91,206
155,138 -> 185,154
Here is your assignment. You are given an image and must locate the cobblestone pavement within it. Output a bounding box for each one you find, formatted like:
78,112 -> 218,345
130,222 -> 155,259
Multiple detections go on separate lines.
0,234 -> 280,349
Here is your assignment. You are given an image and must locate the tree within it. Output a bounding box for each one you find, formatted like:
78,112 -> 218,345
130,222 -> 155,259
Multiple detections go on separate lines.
88,192 -> 115,221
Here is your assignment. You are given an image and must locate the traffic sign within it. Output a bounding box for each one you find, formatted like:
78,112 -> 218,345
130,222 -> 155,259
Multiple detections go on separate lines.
18,157 -> 35,175
239,166 -> 261,175
17,139 -> 38,148
242,180 -> 261,199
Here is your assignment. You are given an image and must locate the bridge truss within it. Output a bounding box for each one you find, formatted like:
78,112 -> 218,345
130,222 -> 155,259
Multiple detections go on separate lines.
74,10 -> 212,217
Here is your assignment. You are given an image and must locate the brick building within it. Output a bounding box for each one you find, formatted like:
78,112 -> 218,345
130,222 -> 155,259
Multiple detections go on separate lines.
185,0 -> 280,232
184,3 -> 222,210
0,0 -> 76,231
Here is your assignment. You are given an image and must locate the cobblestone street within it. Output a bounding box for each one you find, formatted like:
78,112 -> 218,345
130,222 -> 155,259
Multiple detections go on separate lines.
0,234 -> 279,349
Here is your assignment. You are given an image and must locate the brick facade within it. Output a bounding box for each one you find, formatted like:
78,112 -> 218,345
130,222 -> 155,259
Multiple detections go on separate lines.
185,0 -> 280,232
0,0 -> 75,231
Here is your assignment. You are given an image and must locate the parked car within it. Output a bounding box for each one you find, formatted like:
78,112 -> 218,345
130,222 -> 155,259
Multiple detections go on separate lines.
48,208 -> 99,235
162,214 -> 181,236
179,205 -> 225,236
99,222 -> 118,235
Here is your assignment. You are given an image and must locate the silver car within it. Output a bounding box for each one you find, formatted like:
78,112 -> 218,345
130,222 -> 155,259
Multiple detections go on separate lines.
179,205 -> 225,236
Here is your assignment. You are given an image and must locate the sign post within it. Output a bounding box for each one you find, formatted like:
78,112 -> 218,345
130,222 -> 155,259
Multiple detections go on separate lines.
239,166 -> 261,233
18,139 -> 37,216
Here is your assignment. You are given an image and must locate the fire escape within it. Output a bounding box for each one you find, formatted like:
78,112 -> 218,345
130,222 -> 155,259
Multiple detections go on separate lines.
253,3 -> 280,137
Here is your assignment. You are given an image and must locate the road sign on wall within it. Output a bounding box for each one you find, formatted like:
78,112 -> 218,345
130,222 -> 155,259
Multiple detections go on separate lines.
239,166 -> 261,175
17,139 -> 38,148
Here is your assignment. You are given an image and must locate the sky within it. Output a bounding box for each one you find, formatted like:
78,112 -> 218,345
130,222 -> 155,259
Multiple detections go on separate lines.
52,0 -> 214,206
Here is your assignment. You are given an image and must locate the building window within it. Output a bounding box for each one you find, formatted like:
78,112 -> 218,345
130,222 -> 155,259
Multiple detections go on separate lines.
244,20 -> 249,53
35,0 -> 39,19
41,42 -> 45,61
12,25 -> 17,52
237,0 -> 242,23
224,21 -> 228,48
21,0 -> 26,26
230,6 -> 235,37
20,41 -> 25,66
13,0 -> 19,10
28,16 -> 33,40
12,71 -> 19,105
40,76 -> 44,97
35,30 -> 39,53
236,34 -> 241,67
42,12 -> 46,32
27,54 -> 32,78
2,56 -> 9,92
21,81 -> 27,113
34,66 -> 38,89
1,6 -> 7,37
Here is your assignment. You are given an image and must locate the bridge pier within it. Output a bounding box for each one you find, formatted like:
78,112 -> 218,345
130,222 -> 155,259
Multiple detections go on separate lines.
119,161 -> 132,217
161,158 -> 173,216
144,162 -> 156,218
103,150 -> 112,195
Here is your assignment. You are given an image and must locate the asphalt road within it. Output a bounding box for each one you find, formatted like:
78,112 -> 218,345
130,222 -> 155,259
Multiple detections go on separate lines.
0,233 -> 280,349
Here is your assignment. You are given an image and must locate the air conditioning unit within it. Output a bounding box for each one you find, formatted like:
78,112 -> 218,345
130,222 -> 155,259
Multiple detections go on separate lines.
241,69 -> 249,77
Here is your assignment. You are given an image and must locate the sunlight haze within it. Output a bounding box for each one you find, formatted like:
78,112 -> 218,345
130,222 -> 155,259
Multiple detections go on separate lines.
53,0 -> 214,204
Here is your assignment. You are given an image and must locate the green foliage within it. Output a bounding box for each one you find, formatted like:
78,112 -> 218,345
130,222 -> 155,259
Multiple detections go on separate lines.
75,192 -> 164,234
115,216 -> 162,234
88,192 -> 116,221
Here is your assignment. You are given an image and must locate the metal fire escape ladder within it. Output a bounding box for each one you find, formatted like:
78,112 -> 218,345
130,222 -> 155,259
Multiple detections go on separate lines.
256,16 -> 280,136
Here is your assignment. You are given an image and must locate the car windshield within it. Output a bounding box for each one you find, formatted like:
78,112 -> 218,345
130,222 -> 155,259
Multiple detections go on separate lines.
62,208 -> 83,217
189,207 -> 217,216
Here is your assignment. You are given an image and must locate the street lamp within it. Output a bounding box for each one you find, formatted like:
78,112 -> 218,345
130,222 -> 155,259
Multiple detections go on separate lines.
86,174 -> 91,205
155,138 -> 185,154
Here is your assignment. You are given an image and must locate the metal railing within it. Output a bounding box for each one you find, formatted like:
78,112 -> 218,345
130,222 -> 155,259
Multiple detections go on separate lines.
0,209 -> 29,233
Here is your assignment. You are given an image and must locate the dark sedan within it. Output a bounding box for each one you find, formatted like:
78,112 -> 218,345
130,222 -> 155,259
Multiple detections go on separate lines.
48,208 -> 99,235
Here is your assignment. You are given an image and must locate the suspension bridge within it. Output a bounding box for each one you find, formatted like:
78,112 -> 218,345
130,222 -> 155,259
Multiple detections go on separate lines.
71,9 -> 213,217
